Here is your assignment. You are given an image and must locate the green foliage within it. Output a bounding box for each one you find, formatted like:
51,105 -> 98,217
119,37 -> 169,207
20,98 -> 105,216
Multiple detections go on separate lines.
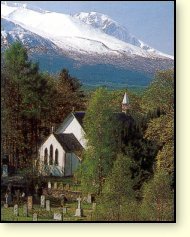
4,41 -> 29,78
78,88 -> 122,195
94,154 -> 139,221
143,69 -> 174,176
140,169 -> 174,221
145,112 -> 174,173
142,69 -> 174,113
2,42 -> 85,170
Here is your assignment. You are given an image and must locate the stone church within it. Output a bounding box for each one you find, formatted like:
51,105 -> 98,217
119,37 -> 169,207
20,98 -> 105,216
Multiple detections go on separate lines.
38,92 -> 130,177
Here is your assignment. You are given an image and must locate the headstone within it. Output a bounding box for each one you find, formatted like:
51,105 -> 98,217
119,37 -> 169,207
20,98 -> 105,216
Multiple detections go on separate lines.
87,194 -> 93,204
23,204 -> 28,217
2,164 -> 8,177
53,182 -> 57,189
53,212 -> 62,221
92,202 -> 96,210
40,195 -> 45,208
27,196 -> 33,210
46,200 -> 50,211
75,197 -> 83,217
63,207 -> 67,214
5,193 -> 8,204
33,213 -> 38,221
14,204 -> 19,216
48,181 -> 51,189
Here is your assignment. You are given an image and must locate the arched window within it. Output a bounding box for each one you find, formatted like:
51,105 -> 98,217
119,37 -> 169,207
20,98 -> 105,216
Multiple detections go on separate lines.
49,145 -> 53,165
44,148 -> 48,165
55,149 -> 59,166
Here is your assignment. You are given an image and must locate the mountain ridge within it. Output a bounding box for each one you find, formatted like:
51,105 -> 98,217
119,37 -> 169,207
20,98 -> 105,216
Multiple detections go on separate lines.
1,2 -> 174,89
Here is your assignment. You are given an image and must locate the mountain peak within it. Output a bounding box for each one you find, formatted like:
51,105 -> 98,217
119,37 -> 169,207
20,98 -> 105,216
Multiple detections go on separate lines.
74,11 -> 173,59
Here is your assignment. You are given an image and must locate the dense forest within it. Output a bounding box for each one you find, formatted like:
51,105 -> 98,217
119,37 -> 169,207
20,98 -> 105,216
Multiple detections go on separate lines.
1,42 -> 174,221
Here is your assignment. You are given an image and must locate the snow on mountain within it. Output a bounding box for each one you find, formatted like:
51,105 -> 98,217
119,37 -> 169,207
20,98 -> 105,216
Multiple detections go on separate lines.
1,18 -> 59,54
1,2 -> 172,60
74,11 -> 173,59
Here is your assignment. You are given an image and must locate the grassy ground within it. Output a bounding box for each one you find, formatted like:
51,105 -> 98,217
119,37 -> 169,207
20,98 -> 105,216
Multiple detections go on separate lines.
1,202 -> 94,222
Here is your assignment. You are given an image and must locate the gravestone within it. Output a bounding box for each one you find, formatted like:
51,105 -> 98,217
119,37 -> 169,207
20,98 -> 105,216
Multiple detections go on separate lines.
33,213 -> 38,221
5,192 -> 12,207
75,197 -> 83,217
53,182 -> 57,189
92,203 -> 96,210
48,181 -> 51,189
46,200 -> 50,211
53,212 -> 62,221
87,194 -> 93,204
63,207 -> 67,214
27,196 -> 33,210
2,164 -> 8,177
14,204 -> 19,216
23,204 -> 28,217
40,195 -> 45,208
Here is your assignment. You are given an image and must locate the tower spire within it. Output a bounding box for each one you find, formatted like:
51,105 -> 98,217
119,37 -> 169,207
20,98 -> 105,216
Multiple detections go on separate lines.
122,92 -> 129,113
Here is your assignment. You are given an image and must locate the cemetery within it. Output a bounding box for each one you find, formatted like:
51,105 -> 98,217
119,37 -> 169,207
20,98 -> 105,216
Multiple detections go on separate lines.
1,177 -> 96,222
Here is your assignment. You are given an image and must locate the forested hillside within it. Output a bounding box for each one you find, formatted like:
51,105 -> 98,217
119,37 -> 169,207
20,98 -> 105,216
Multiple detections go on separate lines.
1,43 -> 174,221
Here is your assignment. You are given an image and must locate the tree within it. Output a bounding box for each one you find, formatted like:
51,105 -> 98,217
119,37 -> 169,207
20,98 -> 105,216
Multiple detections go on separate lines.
142,69 -> 174,177
2,43 -> 54,168
142,69 -> 174,113
51,68 -> 86,125
78,88 -> 122,195
140,169 -> 174,221
94,154 -> 138,221
2,42 -> 35,167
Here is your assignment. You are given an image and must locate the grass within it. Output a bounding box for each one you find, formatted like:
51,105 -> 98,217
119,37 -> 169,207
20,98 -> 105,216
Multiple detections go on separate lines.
1,202 -> 94,222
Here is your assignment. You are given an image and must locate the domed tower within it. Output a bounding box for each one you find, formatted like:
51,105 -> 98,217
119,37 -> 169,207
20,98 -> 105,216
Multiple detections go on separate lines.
122,92 -> 129,113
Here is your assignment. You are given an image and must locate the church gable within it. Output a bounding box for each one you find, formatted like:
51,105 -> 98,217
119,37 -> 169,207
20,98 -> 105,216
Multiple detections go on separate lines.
55,112 -> 87,148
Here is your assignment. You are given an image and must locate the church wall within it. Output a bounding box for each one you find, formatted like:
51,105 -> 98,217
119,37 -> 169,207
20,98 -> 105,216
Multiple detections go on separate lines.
39,134 -> 65,176
64,153 -> 81,176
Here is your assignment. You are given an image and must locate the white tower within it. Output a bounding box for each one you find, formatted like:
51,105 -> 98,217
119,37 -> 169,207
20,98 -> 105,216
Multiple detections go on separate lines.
122,92 -> 129,113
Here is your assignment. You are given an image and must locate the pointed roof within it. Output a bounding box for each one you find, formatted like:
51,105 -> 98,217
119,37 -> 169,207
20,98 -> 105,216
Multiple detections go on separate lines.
73,111 -> 85,126
54,133 -> 83,152
122,92 -> 129,104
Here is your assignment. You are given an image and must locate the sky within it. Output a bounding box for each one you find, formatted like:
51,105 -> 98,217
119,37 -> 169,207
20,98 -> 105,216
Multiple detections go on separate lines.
5,1 -> 174,55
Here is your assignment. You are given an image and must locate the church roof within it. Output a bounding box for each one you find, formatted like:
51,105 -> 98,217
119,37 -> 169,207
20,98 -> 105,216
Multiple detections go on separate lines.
73,111 -> 85,126
54,133 -> 83,152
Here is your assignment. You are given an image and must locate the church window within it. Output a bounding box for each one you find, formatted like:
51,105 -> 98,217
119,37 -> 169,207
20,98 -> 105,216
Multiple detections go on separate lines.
49,144 -> 53,165
44,148 -> 48,165
55,149 -> 59,166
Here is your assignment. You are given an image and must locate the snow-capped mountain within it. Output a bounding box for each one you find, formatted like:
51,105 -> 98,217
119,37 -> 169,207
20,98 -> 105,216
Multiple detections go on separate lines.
1,2 -> 173,59
1,18 -> 59,54
74,12 -> 171,58
1,2 -> 174,88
